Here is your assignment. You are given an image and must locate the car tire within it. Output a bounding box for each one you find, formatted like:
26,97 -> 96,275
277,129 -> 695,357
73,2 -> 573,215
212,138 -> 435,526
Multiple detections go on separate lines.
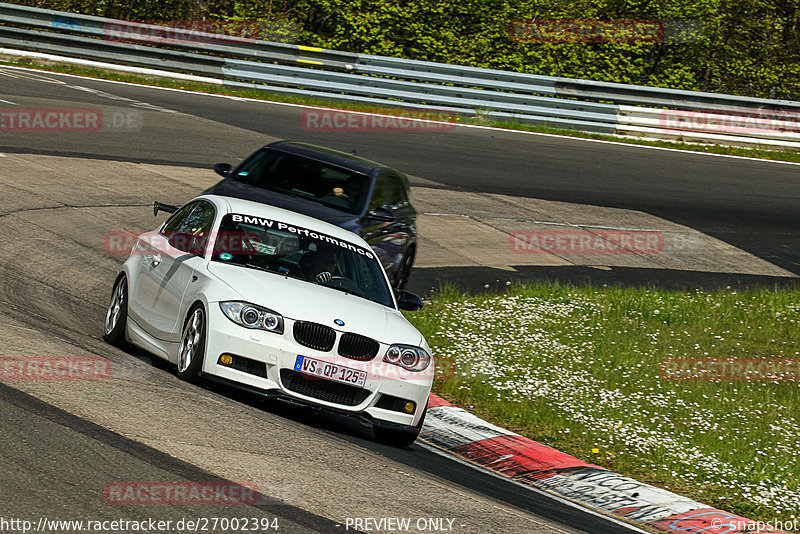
394,248 -> 415,290
177,304 -> 207,383
103,275 -> 129,347
374,407 -> 426,448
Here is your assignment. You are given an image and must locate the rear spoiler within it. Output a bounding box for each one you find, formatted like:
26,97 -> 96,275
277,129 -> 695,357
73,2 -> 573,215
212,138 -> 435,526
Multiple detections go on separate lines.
153,201 -> 178,216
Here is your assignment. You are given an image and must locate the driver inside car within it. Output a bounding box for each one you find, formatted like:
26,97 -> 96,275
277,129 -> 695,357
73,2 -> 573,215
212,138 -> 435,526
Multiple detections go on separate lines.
325,176 -> 363,209
299,247 -> 338,284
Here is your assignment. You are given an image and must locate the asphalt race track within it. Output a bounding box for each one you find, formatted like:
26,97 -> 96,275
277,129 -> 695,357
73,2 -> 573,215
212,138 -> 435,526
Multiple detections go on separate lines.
0,65 -> 796,533
2,66 -> 799,284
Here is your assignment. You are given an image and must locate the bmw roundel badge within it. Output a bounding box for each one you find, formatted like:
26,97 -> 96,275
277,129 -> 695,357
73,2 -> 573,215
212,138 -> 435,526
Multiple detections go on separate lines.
334,319 -> 345,326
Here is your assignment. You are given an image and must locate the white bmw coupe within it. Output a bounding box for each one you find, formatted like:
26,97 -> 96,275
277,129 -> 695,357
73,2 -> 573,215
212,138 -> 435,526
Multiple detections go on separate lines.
104,195 -> 432,446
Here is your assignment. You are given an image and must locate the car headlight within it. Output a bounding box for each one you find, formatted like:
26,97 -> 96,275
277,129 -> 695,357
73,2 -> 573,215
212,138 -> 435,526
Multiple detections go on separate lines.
219,301 -> 284,334
384,344 -> 431,372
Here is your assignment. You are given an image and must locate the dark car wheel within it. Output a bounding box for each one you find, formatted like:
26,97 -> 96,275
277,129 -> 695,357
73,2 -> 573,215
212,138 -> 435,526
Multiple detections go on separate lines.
394,249 -> 415,290
103,275 -> 129,347
177,304 -> 206,382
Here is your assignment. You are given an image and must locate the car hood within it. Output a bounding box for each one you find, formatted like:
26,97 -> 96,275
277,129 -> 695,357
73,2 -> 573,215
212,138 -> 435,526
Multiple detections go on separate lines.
206,262 -> 422,346
206,179 -> 359,229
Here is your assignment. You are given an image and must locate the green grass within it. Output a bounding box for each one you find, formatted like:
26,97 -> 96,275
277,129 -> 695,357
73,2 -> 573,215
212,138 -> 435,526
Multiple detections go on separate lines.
408,283 -> 800,524
2,55 -> 800,164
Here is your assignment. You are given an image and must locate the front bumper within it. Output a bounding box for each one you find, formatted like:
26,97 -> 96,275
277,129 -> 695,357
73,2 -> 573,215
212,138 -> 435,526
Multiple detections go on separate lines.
202,304 -> 431,428
199,373 -> 424,434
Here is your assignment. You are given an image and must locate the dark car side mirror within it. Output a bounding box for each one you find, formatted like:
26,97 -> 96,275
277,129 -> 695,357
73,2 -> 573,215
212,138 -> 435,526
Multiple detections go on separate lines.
153,201 -> 178,216
214,163 -> 232,177
395,290 -> 423,311
367,206 -> 395,222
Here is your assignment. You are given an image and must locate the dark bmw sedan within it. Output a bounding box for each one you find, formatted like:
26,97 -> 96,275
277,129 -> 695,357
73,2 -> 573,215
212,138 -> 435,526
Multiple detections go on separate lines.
206,141 -> 417,288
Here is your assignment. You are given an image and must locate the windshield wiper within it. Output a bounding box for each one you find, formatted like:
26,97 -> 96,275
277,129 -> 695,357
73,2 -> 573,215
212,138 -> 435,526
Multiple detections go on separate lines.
245,263 -> 312,284
269,187 -> 314,201
243,263 -> 388,305
243,262 -> 277,274
323,283 -> 386,305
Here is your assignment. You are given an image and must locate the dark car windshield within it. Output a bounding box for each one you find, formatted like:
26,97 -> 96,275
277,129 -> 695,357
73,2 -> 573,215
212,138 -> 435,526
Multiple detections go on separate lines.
211,213 -> 394,308
231,149 -> 369,215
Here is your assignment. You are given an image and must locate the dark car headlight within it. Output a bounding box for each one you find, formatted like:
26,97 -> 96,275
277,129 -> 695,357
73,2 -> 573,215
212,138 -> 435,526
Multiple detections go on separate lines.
384,344 -> 431,372
219,301 -> 283,334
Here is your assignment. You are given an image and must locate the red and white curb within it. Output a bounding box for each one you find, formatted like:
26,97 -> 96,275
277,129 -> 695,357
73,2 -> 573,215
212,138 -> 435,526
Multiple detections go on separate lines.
419,395 -> 788,534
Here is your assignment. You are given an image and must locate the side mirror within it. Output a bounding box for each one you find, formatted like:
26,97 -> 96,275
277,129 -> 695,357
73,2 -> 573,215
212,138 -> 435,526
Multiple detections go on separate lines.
214,163 -> 232,177
367,206 -> 395,222
153,201 -> 178,216
395,290 -> 423,311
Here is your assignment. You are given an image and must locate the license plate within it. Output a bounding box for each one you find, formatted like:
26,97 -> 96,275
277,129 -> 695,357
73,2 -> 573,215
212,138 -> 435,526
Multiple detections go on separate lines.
294,355 -> 367,387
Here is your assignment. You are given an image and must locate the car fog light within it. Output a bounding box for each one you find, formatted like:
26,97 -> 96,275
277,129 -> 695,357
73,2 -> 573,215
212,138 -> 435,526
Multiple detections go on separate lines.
219,354 -> 233,366
403,401 -> 416,414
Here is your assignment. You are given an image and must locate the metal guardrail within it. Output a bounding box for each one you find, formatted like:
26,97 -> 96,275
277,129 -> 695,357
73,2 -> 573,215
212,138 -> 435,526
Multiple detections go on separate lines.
0,2 -> 798,148
0,2 -> 358,69
355,54 -> 800,113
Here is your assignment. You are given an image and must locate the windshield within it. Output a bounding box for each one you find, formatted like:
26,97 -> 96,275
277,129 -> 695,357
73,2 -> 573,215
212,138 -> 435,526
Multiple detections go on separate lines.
211,213 -> 394,308
231,149 -> 369,215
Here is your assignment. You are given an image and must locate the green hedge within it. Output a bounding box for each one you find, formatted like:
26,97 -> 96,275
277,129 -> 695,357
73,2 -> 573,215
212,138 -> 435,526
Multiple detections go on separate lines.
13,0 -> 800,100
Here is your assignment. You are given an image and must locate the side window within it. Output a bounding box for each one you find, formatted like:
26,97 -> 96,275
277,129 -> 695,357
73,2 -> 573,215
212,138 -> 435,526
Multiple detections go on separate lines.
387,174 -> 409,209
369,175 -> 387,210
188,202 -> 216,253
160,201 -> 216,256
160,202 -> 197,236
